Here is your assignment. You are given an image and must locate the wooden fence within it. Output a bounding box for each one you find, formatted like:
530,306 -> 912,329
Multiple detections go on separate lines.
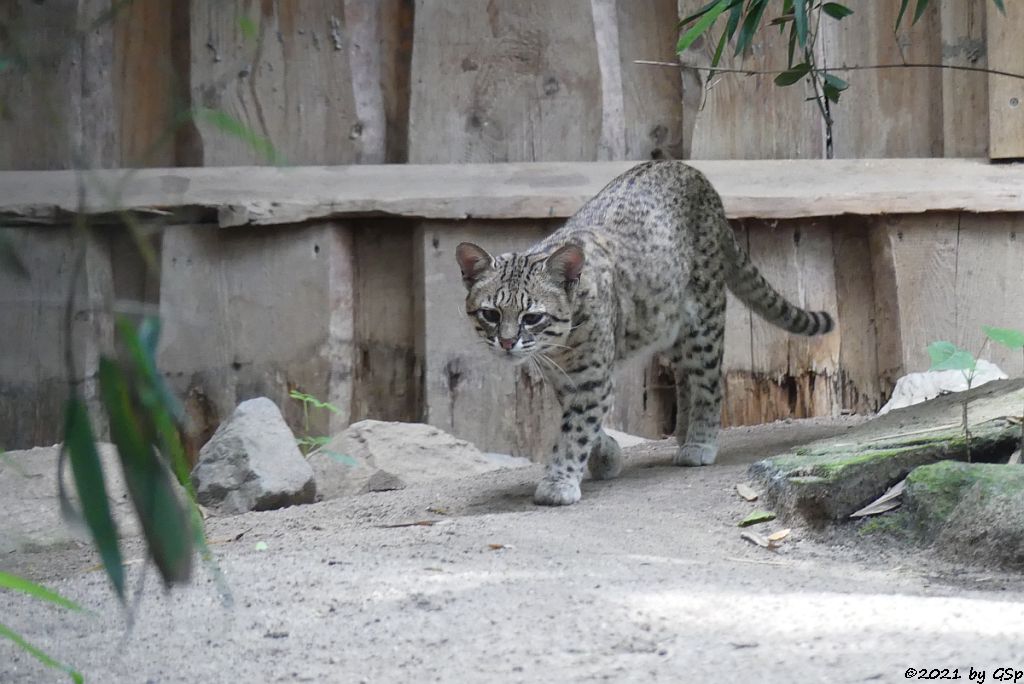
1,1 -> 1022,456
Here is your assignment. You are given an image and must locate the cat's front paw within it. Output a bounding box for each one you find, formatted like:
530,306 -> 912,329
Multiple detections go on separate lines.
533,478 -> 582,506
673,442 -> 718,467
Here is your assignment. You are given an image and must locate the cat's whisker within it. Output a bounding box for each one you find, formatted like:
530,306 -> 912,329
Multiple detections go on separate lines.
536,352 -> 576,390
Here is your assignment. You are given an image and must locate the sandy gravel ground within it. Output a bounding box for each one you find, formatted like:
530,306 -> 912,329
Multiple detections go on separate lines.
3,418 -> 1024,683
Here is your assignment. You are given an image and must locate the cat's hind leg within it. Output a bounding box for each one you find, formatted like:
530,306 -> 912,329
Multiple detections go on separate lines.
671,293 -> 726,467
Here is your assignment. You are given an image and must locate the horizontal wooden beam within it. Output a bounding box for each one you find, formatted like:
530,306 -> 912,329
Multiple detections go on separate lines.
1,159 -> 1022,227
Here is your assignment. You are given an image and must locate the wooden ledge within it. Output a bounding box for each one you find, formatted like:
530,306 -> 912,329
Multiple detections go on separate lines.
1,159 -> 1021,227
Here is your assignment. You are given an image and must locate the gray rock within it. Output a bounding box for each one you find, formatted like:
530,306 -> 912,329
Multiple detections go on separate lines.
309,420 -> 513,500
192,398 -> 316,515
0,443 -> 143,554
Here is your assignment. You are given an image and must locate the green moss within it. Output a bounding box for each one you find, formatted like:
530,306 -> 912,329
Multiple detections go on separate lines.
857,510 -> 910,538
905,461 -> 1024,536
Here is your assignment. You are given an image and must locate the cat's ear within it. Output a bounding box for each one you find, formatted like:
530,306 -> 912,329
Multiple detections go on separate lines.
455,242 -> 494,288
545,244 -> 585,288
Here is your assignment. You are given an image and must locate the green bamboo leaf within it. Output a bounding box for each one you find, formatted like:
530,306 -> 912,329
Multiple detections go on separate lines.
735,0 -> 770,57
194,108 -> 279,163
0,622 -> 83,684
99,358 -> 193,586
824,73 -> 849,91
787,23 -> 798,67
774,62 -> 811,86
822,2 -> 854,19
792,0 -> 808,49
677,0 -> 730,53
991,0 -> 1005,15
63,397 -> 125,601
982,325 -> 1024,350
0,573 -> 84,612
895,0 -> 911,29
912,0 -> 931,25
823,82 -> 842,104
679,0 -> 724,27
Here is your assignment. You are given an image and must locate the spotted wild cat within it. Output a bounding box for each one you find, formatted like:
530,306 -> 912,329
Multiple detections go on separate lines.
455,161 -> 834,506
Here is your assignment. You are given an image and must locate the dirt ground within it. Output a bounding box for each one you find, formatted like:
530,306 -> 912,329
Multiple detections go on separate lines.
3,417 -> 1024,683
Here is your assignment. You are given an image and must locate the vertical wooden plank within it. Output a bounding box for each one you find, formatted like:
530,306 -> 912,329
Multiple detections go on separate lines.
189,0 -> 395,165
831,219 -> 882,413
378,0 -> 415,163
940,2 -> 989,157
0,228 -> 114,448
744,219 -> 840,423
0,1 -> 120,169
677,0 -> 824,159
157,222 -> 354,449
823,0 -> 943,158
987,1 -> 1024,159
350,222 -> 420,423
415,220 -> 562,458
407,0 -> 602,163
954,213 -> 1024,375
616,0 -> 685,160
113,0 -> 178,167
722,222 -> 755,426
876,214 -> 959,373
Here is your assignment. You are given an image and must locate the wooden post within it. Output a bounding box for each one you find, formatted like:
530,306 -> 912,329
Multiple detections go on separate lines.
987,1 -> 1024,159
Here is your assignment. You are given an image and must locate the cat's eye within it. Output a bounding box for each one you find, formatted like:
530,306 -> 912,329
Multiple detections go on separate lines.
477,309 -> 501,324
521,312 -> 546,326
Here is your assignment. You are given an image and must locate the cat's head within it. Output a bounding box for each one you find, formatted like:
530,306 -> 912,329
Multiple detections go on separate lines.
455,242 -> 584,360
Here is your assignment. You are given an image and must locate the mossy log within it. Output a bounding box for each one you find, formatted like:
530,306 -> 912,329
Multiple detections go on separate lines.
748,379 -> 1024,525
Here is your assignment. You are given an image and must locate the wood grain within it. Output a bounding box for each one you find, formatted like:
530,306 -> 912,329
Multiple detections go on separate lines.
4,159 -> 1024,227
987,0 -> 1024,159
940,1 -> 989,157
823,0 -> 943,158
677,0 -> 823,160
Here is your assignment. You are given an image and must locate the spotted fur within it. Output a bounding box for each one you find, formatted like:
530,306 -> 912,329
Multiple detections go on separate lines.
456,161 -> 834,505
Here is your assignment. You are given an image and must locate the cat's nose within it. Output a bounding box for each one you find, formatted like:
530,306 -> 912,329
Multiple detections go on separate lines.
499,338 -> 516,351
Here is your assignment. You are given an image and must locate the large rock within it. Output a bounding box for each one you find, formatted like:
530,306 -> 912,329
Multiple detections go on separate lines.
309,420 -> 523,500
905,461 -> 1024,567
0,443 -> 142,554
192,398 -> 315,515
750,379 -> 1024,524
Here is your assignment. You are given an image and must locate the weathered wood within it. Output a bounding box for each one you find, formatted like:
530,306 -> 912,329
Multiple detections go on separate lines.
940,1 -> 989,157
615,0 -> 684,160
875,214 -> 959,374
0,1 -> 120,169
831,219 -> 882,414
987,0 -> 1024,159
0,227 -> 114,448
408,0 -> 602,163
188,0 -> 402,165
156,222 -> 354,451
350,223 -> 420,422
743,219 -> 840,423
953,213 -> 1024,376
3,159 -> 1024,227
677,0 -> 823,159
823,0 -> 943,158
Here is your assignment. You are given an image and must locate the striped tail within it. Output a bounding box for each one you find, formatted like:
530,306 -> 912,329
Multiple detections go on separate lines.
719,221 -> 834,336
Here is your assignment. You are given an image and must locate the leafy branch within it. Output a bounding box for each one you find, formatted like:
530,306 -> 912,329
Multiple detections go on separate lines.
673,0 -> 1009,157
